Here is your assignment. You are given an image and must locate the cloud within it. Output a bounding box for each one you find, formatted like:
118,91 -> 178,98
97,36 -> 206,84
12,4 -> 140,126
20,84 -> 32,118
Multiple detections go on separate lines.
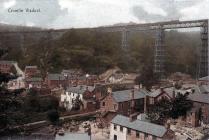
51,0 -> 138,28
0,0 -> 208,28
180,0 -> 209,20
131,0 -> 202,22
0,0 -> 67,28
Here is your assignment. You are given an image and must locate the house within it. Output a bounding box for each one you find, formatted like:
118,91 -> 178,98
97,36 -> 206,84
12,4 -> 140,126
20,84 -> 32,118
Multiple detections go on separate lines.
0,60 -> 16,74
60,85 -> 95,110
61,69 -> 83,77
25,77 -> 43,88
108,73 -> 124,83
148,88 -> 173,105
77,75 -> 87,85
154,84 -> 209,127
148,85 -> 194,105
110,114 -> 174,140
86,74 -> 99,86
46,73 -> 67,89
100,88 -> 149,116
198,76 -> 209,84
186,84 -> 209,127
24,66 -> 40,78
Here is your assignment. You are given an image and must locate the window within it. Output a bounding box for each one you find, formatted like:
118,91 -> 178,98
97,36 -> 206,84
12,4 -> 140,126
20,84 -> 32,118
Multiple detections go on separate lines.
121,103 -> 123,109
136,131 -> 139,138
128,101 -> 131,107
127,128 -> 131,135
120,126 -> 123,132
102,102 -> 105,106
114,124 -> 117,130
114,135 -> 117,140
114,104 -> 117,110
145,133 -> 148,138
149,98 -> 154,104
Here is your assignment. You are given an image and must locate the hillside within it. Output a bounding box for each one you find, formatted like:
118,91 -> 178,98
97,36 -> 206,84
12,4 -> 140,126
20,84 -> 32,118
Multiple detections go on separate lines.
0,26 -> 202,77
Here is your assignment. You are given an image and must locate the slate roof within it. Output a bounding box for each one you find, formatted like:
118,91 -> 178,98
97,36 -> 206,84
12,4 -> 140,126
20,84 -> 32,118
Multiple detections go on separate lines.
78,75 -> 87,80
48,74 -> 65,80
0,60 -> 16,65
199,85 -> 209,93
149,89 -> 162,97
61,69 -> 82,75
111,115 -> 167,137
199,76 -> 209,81
25,77 -> 43,82
25,66 -> 37,69
112,89 -> 148,102
66,85 -> 95,94
56,133 -> 90,140
188,85 -> 209,104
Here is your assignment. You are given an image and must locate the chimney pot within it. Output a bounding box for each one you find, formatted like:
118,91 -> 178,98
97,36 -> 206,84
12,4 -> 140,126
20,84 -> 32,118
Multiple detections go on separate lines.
129,113 -> 138,122
107,87 -> 112,94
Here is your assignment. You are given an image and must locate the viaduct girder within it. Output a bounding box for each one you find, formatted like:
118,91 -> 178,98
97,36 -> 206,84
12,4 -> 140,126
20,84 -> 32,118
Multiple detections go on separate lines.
0,19 -> 208,79
98,19 -> 209,79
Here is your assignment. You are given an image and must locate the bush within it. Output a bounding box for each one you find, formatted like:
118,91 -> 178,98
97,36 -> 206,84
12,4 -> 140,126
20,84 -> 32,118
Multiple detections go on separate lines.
47,109 -> 59,125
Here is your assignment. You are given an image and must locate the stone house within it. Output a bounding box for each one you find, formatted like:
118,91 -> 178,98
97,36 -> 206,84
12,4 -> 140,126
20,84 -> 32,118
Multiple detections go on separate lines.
186,85 -> 209,127
148,88 -> 174,106
61,69 -> 83,77
24,66 -> 40,78
25,77 -> 43,88
45,73 -> 67,89
110,114 -> 174,140
100,88 -> 149,116
149,84 -> 209,127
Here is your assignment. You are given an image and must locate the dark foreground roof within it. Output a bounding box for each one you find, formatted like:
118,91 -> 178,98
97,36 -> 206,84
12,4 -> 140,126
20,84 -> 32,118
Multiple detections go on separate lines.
111,115 -> 167,137
56,133 -> 90,140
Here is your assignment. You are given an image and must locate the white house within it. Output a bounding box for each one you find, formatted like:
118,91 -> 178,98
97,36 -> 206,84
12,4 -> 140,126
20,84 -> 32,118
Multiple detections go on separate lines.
60,85 -> 94,110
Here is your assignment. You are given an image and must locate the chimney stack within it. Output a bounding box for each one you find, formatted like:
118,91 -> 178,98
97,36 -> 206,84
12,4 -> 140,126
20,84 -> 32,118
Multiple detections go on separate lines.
134,85 -> 139,90
129,113 -> 138,122
140,83 -> 143,89
144,95 -> 147,113
172,88 -> 175,98
165,120 -> 171,129
129,89 -> 135,114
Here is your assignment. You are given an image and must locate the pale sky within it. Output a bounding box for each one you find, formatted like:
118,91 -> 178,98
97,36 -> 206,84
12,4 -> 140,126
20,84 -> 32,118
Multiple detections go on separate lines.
0,0 -> 209,29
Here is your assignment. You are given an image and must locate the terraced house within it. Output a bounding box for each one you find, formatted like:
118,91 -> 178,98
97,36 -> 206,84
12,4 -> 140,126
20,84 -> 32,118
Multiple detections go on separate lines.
110,115 -> 174,140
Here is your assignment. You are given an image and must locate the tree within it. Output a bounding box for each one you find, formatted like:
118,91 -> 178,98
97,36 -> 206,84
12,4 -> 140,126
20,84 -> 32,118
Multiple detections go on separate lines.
170,93 -> 193,119
0,72 -> 22,129
147,98 -> 172,124
72,95 -> 83,111
148,93 -> 193,124
135,66 -> 159,90
47,109 -> 60,125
